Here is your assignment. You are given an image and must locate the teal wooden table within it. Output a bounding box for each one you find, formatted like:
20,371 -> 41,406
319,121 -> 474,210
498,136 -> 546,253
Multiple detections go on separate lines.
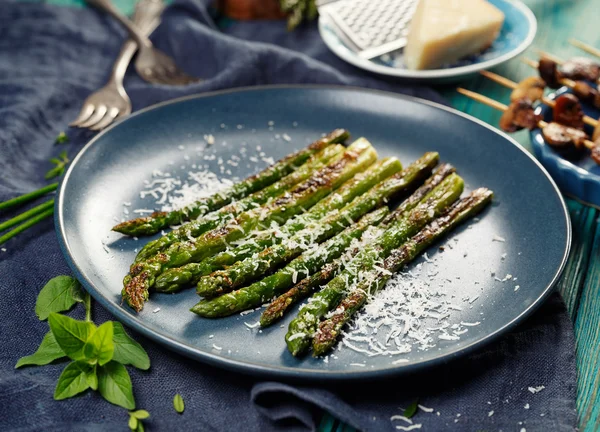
25,0 -> 600,430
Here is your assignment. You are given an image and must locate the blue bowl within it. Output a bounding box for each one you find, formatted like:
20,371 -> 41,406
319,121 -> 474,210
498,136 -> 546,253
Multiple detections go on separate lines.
530,87 -> 600,208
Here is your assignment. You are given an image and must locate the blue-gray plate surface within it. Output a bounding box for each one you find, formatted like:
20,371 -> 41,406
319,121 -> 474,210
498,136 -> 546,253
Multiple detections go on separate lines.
57,86 -> 570,380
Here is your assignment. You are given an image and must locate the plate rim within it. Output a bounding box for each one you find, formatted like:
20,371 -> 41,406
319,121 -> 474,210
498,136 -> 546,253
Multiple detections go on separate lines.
318,0 -> 538,80
56,84 -> 571,380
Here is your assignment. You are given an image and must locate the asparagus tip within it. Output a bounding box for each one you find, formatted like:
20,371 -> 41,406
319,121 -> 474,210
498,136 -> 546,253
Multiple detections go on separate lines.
289,346 -> 304,357
190,301 -> 213,317
259,311 -> 279,328
122,273 -> 151,312
112,212 -> 167,236
196,275 -> 226,297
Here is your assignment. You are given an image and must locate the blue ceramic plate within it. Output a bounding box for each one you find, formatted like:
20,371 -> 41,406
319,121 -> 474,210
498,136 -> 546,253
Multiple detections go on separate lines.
531,87 -> 600,208
318,0 -> 536,82
56,86 -> 570,380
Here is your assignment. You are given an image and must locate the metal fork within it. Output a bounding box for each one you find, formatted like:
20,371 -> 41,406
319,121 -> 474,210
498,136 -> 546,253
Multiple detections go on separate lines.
86,0 -> 199,86
71,0 -> 164,130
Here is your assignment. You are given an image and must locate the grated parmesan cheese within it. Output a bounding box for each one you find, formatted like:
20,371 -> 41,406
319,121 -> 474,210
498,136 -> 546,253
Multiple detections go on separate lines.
528,385 -> 545,394
137,170 -> 234,214
204,134 -> 215,145
390,415 -> 412,424
395,425 -> 422,431
340,260 -> 476,359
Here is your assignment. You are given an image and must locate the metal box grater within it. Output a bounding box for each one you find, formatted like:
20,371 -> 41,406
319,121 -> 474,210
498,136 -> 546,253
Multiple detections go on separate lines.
318,0 -> 419,60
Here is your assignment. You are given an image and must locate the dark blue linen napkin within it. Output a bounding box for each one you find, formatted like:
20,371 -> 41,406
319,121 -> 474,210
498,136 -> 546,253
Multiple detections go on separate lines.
0,0 -> 577,430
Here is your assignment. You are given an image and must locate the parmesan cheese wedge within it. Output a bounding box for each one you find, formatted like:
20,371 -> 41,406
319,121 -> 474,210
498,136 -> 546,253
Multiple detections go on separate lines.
404,0 -> 505,70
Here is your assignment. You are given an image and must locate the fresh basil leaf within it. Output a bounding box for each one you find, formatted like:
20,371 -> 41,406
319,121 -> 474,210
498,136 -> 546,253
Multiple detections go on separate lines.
128,415 -> 138,431
87,367 -> 99,391
98,361 -> 135,410
15,331 -> 66,368
35,276 -> 84,320
48,313 -> 96,361
137,422 -> 145,432
54,361 -> 94,400
173,393 -> 185,414
128,410 -> 149,431
112,322 -> 150,370
84,321 -> 114,366
403,398 -> 419,418
131,410 -> 150,420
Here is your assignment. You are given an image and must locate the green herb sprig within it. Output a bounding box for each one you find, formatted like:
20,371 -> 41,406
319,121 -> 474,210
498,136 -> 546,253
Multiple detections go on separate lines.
0,143 -> 71,246
55,131 -> 69,145
280,0 -> 318,30
16,276 -> 150,411
46,150 -> 70,180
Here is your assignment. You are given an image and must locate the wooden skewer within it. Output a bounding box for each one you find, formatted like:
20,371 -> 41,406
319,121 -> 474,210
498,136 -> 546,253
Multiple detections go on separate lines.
457,87 -> 509,111
535,49 -> 564,64
456,87 -> 597,151
479,70 -> 598,127
569,38 -> 600,59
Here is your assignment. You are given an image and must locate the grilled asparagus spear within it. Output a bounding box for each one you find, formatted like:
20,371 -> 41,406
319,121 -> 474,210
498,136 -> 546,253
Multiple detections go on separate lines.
285,173 -> 464,356
133,143 -> 345,263
259,250 -> 355,327
196,157 -> 442,297
113,129 -> 350,236
155,157 -> 447,294
190,207 -> 389,317
312,188 -> 493,356
192,169 -> 460,317
154,156 -> 406,293
123,138 -> 377,311
259,163 -> 456,326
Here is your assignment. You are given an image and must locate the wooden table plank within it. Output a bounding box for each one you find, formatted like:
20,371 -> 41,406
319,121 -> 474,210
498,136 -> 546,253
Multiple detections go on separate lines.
574,219 -> 600,431
556,202 -> 597,320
